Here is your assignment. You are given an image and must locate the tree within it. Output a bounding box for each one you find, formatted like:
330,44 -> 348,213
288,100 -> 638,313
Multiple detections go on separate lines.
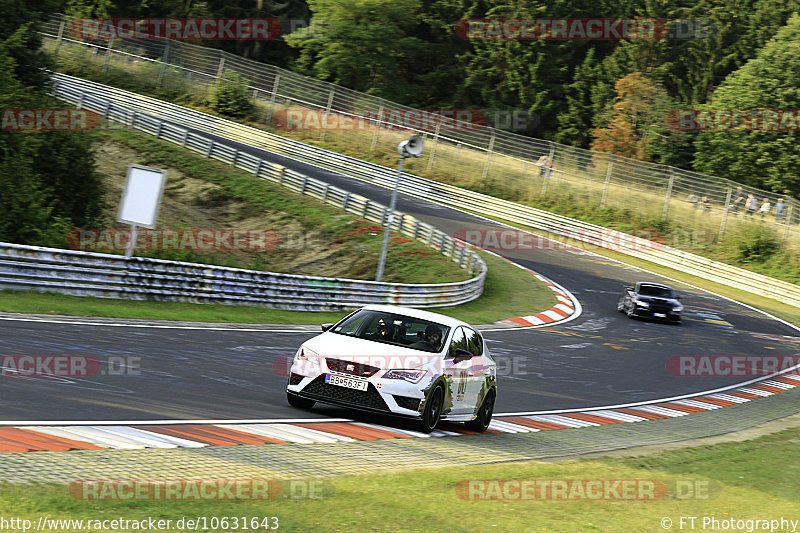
208,69 -> 253,118
692,13 -> 800,196
590,72 -> 675,161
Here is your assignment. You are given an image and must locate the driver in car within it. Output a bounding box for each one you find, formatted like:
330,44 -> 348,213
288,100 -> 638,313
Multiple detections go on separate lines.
410,325 -> 442,352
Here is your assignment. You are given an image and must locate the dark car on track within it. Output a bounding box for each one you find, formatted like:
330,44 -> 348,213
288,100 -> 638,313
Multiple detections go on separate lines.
617,282 -> 683,324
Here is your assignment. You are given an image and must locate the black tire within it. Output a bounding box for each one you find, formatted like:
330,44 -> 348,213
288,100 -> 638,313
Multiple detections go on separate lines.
418,384 -> 444,434
287,391 -> 315,409
465,388 -> 496,433
626,304 -> 636,319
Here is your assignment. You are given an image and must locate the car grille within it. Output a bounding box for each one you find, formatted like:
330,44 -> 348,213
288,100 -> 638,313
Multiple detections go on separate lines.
325,358 -> 381,377
393,395 -> 421,411
303,375 -> 389,411
288,372 -> 304,386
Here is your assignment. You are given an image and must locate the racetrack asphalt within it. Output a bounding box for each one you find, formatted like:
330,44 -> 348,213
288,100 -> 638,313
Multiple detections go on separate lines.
2,125 -> 799,424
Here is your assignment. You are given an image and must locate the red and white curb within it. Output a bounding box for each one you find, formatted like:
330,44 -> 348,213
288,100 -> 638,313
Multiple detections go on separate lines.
1,372 -> 797,452
489,254 -> 581,329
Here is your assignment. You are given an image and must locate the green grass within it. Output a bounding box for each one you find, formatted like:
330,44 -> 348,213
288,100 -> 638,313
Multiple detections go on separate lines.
2,427 -> 799,532
0,249 -> 556,325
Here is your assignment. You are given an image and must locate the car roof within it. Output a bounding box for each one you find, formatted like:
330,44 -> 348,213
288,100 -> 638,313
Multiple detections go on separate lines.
636,282 -> 673,290
359,304 -> 469,328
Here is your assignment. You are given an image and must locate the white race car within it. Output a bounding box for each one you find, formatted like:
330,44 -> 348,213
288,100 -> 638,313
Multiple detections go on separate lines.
286,304 -> 497,433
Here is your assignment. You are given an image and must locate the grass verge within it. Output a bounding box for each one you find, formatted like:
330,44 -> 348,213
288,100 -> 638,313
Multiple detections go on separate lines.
0,249 -> 556,325
2,426 -> 799,532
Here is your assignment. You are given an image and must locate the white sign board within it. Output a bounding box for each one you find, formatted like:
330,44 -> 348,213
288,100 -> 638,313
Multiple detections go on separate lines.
117,164 -> 168,229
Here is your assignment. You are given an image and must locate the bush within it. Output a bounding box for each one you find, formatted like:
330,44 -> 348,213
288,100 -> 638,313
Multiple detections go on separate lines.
737,223 -> 781,262
208,69 -> 253,118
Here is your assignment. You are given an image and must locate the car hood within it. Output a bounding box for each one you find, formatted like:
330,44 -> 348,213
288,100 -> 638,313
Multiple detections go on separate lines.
302,332 -> 441,363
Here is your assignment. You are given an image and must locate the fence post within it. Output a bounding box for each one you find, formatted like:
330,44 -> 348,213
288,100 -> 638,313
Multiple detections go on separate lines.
783,201 -> 795,245
541,142 -> 555,195
157,43 -> 170,87
600,154 -> 613,207
426,116 -> 441,171
266,72 -> 280,124
662,167 -> 675,218
369,101 -> 384,155
719,185 -> 733,237
320,87 -> 335,140
481,132 -> 496,180
103,36 -> 114,73
216,55 -> 226,78
54,16 -> 66,57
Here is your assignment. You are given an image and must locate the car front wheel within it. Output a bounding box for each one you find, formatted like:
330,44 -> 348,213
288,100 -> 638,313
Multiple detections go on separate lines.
418,384 -> 444,434
465,388 -> 496,433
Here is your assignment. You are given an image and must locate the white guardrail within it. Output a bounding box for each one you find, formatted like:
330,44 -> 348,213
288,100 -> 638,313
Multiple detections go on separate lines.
0,78 -> 489,311
45,72 -> 800,310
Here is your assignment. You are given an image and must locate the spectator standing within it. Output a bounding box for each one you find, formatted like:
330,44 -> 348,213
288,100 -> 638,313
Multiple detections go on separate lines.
775,198 -> 787,221
701,196 -> 711,213
745,194 -> 758,216
731,186 -> 745,215
688,193 -> 699,209
759,198 -> 772,219
537,155 -> 548,178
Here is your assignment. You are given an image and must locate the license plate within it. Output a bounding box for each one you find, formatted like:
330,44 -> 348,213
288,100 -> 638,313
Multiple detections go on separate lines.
325,374 -> 368,391
654,313 -> 666,318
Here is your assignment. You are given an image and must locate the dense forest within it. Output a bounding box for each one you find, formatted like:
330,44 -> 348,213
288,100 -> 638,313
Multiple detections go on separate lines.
61,0 -> 800,195
3,0 -> 800,246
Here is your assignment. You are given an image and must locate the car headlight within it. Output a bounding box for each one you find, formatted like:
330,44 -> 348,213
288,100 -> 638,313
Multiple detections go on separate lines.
383,369 -> 427,383
673,304 -> 684,312
634,299 -> 650,308
292,347 -> 321,374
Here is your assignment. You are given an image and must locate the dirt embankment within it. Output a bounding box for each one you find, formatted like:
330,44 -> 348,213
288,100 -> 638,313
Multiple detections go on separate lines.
90,138 -> 380,278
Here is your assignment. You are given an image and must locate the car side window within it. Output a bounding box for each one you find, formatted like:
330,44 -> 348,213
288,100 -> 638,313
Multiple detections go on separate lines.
464,328 -> 483,356
448,327 -> 467,356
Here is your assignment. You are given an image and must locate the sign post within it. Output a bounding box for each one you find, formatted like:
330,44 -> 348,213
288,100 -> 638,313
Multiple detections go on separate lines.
117,164 -> 168,258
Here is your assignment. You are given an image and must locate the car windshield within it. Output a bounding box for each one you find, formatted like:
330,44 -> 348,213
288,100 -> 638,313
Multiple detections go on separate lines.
638,285 -> 673,298
330,309 -> 451,353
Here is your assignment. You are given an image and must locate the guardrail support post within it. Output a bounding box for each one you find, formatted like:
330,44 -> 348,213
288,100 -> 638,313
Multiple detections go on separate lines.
439,234 -> 447,254
412,220 -> 420,240
181,130 -> 189,147
155,121 -> 163,138
206,140 -> 214,158
363,200 -> 370,217
322,184 -> 329,203
342,193 -> 350,211
662,168 -> 675,218
300,176 -> 307,195
232,149 -> 238,166
254,159 -> 262,177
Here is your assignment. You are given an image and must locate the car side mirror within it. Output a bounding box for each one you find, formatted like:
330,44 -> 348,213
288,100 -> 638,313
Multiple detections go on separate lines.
452,348 -> 474,363
321,323 -> 334,331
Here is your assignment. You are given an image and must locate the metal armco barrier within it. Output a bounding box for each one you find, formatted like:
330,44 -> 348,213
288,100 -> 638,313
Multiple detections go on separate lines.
47,73 -> 800,309
0,242 -> 483,310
